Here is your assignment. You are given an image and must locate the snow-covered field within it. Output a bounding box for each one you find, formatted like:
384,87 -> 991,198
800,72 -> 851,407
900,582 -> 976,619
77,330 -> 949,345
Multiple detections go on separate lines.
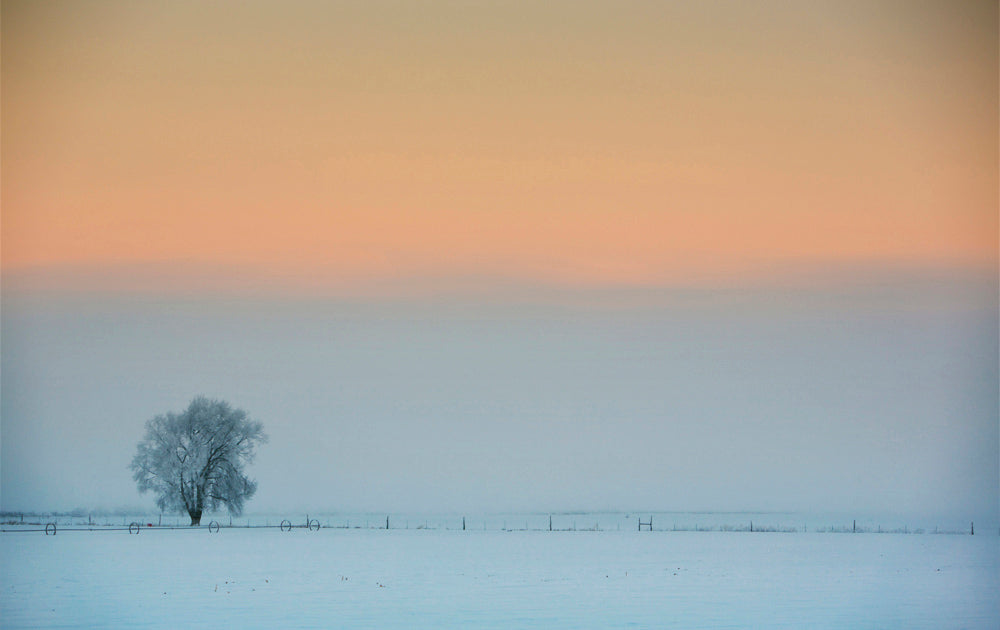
2,527 -> 997,629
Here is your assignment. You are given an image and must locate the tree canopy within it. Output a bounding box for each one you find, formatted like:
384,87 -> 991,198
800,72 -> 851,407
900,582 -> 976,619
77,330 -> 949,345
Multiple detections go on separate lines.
131,396 -> 267,525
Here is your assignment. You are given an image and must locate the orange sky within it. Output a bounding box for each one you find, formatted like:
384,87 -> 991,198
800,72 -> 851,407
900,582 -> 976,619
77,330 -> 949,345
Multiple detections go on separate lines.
3,0 -> 997,290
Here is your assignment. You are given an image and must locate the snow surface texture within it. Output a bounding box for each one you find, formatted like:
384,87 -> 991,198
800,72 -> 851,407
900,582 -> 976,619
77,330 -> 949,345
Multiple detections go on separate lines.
2,529 -> 997,629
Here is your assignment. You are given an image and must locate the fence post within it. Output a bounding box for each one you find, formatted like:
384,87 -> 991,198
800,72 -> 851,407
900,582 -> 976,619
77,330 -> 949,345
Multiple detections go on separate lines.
386,516 -> 389,530
463,517 -> 466,531
550,515 -> 553,532
971,522 -> 974,536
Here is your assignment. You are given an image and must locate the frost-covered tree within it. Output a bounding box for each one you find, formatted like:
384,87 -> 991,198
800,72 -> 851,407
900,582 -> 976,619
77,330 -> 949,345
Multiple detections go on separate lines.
131,397 -> 267,525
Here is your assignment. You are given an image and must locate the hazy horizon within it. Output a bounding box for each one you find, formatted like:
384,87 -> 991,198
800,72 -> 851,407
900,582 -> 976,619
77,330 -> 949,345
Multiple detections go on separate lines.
3,263 -> 997,523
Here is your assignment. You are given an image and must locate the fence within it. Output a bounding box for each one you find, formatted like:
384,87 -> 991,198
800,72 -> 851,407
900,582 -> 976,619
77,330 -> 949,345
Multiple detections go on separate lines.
0,512 -> 985,536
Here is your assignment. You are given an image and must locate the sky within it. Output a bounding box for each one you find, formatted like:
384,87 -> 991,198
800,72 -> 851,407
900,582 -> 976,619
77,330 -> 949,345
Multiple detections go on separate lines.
1,1 -> 997,522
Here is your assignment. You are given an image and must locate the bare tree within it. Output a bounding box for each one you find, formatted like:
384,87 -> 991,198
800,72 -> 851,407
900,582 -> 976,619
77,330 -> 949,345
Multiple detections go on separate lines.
131,396 -> 267,525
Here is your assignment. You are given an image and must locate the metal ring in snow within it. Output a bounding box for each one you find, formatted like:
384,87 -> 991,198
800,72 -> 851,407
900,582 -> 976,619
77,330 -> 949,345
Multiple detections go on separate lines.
45,523 -> 57,536
308,519 -> 320,531
280,519 -> 292,532
128,522 -> 140,535
208,521 -> 220,533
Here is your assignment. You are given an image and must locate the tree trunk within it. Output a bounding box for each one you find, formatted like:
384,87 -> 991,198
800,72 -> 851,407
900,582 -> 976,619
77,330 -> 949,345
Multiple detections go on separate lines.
189,510 -> 202,526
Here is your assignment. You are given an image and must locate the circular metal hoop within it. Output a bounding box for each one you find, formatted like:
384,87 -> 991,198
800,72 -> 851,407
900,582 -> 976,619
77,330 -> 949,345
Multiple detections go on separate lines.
280,519 -> 292,532
308,519 -> 320,531
208,520 -> 220,533
128,522 -> 140,535
45,523 -> 57,536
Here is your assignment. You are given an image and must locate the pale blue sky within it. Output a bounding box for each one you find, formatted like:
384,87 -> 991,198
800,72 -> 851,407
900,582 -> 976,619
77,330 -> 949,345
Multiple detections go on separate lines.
2,264 -> 996,524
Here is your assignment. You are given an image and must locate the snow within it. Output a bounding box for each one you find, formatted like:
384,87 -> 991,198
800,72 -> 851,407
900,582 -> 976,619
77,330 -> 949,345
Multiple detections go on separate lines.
2,527 -> 997,628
